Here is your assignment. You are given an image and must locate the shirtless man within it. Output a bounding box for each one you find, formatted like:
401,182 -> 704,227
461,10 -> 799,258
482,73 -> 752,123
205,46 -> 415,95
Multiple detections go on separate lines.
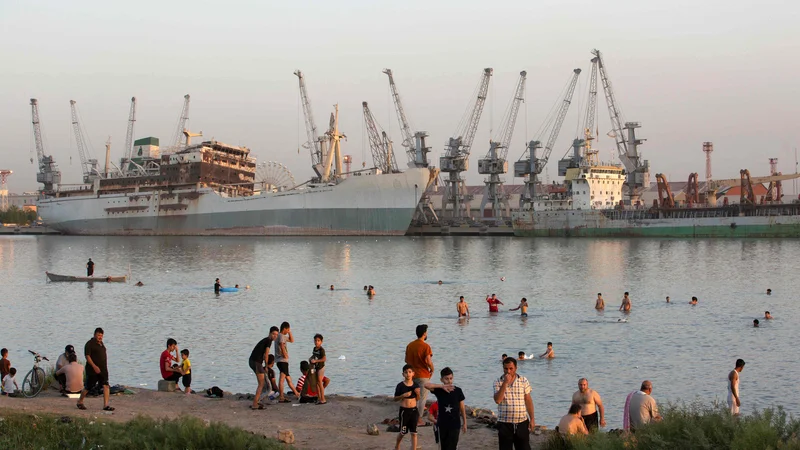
557,403 -> 589,436
456,296 -> 470,318
728,359 -> 745,415
619,292 -> 632,312
765,311 -> 773,320
666,296 -> 670,303
690,296 -> 698,305
509,298 -> 528,317
539,342 -> 555,359
571,378 -> 606,431
595,293 -> 605,310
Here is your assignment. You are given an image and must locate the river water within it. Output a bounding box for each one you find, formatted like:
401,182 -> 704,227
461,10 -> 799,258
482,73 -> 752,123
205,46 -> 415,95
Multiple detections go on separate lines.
0,235 -> 795,427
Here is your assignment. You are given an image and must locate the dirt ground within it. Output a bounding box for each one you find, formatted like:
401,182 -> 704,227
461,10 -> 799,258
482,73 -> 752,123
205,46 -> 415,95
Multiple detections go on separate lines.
0,387 -> 548,449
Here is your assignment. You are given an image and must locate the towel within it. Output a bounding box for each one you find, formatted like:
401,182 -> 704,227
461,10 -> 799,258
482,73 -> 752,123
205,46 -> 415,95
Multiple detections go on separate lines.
623,390 -> 638,431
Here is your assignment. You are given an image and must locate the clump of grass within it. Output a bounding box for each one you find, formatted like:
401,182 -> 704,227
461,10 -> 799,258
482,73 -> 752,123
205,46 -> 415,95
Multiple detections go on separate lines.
543,402 -> 800,450
0,411 -> 286,449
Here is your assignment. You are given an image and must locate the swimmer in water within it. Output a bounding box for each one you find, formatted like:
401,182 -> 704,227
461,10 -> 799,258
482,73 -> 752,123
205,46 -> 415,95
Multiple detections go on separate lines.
363,285 -> 368,291
135,281 -> 144,287
539,342 -> 555,359
619,292 -> 632,312
316,285 -> 320,289
330,285 -> 335,291
456,296 -> 470,318
666,296 -> 670,303
518,351 -> 526,361
501,353 -> 508,361
766,289 -> 772,295
509,298 -> 528,317
438,280 -> 443,285
367,285 -> 376,296
765,311 -> 772,320
595,293 -> 605,310
235,284 -> 240,289
690,296 -> 698,305
753,319 -> 760,327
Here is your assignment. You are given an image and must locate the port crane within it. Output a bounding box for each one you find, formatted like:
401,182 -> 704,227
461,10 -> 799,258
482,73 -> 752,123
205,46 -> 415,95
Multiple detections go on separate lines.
515,68 -> 581,208
478,71 -> 527,219
170,95 -> 194,150
440,68 -> 493,218
593,49 -> 649,204
362,101 -> 399,173
69,100 -> 101,183
29,99 -> 61,192
383,69 -> 430,168
295,70 -> 329,182
122,97 -> 137,175
320,105 -> 345,183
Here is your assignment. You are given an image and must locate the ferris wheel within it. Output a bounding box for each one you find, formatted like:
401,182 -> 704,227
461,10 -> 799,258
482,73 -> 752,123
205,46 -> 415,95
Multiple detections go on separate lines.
255,161 -> 296,192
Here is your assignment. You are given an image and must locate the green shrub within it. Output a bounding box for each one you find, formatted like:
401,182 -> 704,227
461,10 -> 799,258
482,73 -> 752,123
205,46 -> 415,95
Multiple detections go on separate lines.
543,402 -> 800,450
0,411 -> 286,449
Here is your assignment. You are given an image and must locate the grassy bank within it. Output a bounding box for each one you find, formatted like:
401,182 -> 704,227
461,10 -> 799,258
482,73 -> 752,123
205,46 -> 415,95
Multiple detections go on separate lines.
544,402 -> 800,450
0,410 -> 286,449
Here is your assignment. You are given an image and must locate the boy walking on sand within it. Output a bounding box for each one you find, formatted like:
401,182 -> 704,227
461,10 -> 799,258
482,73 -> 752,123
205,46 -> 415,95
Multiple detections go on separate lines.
180,349 -> 192,394
309,333 -> 327,404
394,364 -> 420,450
424,367 -> 467,450
275,321 -> 301,402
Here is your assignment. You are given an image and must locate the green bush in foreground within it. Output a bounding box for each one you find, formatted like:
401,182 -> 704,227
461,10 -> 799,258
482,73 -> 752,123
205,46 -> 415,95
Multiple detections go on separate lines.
0,411 -> 286,449
543,402 -> 800,450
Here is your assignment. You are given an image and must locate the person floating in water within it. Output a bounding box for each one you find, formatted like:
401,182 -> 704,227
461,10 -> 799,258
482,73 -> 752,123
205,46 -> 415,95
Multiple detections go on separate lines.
764,311 -> 773,320
595,293 -> 605,310
766,289 -> 772,295
367,286 -> 376,296
86,258 -> 95,277
509,298 -> 528,317
517,351 -> 526,361
690,297 -> 698,305
235,284 -> 240,289
539,342 -> 555,359
135,281 -> 144,287
316,285 -> 320,289
619,292 -> 632,312
753,319 -> 759,328
329,285 -> 335,291
214,278 -> 221,294
438,280 -> 443,285
665,296 -> 670,303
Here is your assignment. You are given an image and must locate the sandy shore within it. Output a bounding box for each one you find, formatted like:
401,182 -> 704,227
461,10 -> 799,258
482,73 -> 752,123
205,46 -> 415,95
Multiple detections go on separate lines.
0,387 -> 548,449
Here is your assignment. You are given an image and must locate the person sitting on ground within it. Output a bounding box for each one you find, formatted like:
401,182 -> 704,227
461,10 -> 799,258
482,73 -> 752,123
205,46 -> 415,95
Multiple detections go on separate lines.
518,351 -> 526,361
55,353 -> 84,394
557,403 -> 589,436
266,354 -> 278,393
765,311 -> 773,320
160,338 -> 183,387
540,342 -> 555,359
0,348 -> 10,381
55,345 -> 75,392
753,319 -> 760,327
296,361 -> 330,403
2,367 -> 19,396
690,296 -> 698,305
180,349 -> 192,394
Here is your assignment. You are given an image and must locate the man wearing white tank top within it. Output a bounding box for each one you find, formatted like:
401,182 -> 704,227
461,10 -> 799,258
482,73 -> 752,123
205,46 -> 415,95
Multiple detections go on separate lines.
728,359 -> 745,415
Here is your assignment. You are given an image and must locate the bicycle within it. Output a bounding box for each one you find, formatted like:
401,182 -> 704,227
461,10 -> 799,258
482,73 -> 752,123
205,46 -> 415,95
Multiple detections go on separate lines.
22,350 -> 49,398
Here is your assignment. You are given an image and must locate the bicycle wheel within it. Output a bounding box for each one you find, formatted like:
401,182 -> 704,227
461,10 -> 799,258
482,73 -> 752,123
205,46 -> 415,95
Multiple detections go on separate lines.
22,367 -> 45,398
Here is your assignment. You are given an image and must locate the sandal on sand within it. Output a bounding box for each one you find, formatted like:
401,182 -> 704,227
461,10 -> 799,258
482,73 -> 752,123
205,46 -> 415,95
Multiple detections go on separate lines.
316,401 -> 327,405
103,406 -> 115,411
251,405 -> 264,410
76,403 -> 87,410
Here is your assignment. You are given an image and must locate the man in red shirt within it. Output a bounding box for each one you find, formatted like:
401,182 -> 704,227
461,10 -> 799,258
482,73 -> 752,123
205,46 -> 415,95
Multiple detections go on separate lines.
405,324 -> 433,422
487,294 -> 504,313
160,338 -> 183,386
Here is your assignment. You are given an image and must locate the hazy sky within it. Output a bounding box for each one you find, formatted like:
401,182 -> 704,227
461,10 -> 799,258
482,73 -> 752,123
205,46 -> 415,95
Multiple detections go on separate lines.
2,0 -> 799,193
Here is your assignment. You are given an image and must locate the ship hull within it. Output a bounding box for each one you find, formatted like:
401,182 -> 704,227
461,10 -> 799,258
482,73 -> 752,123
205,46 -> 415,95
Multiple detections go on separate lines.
512,210 -> 800,238
38,169 -> 431,236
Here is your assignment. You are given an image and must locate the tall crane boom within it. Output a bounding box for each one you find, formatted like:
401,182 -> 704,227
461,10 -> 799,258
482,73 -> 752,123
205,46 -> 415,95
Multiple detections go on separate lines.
592,49 -> 649,203
69,100 -> 100,183
478,71 -> 527,219
362,102 -> 398,173
30,99 -> 61,192
170,95 -> 191,150
383,69 -> 430,167
439,68 -> 493,218
123,97 -> 137,174
294,70 -> 326,180
515,69 -> 581,207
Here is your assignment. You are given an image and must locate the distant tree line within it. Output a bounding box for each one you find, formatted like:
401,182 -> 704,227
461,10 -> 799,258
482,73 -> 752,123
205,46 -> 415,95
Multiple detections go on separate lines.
0,206 -> 37,225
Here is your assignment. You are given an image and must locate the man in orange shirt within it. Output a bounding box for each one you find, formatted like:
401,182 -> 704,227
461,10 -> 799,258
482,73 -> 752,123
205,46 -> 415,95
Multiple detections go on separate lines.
405,324 -> 433,421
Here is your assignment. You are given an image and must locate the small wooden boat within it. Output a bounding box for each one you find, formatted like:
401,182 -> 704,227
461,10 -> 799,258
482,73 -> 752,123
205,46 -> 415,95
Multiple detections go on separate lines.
46,272 -> 127,283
